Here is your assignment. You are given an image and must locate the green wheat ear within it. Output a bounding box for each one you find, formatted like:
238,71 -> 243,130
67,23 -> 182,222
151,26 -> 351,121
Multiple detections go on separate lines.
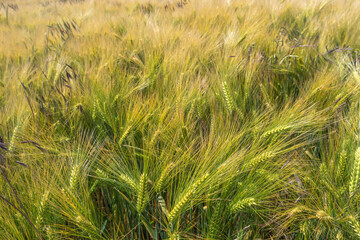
156,162 -> 174,192
300,220 -> 309,236
157,194 -> 169,217
169,232 -> 180,240
337,148 -> 347,181
246,151 -> 276,168
45,226 -> 55,239
90,169 -> 110,194
316,210 -> 332,221
349,147 -> 360,196
119,173 -> 138,192
136,173 -> 148,214
261,125 -> 291,139
69,164 -> 80,192
35,190 -> 50,230
230,197 -> 256,213
222,80 -> 234,112
9,119 -> 23,152
208,201 -> 222,239
336,230 -> 344,240
168,173 -> 209,223
89,179 -> 99,195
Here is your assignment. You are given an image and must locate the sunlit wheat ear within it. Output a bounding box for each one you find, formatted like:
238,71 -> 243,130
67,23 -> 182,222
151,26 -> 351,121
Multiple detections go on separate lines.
222,81 -> 234,112
168,173 -> 209,223
118,125 -> 131,145
288,205 -> 308,218
35,190 -> 50,230
136,173 -> 147,214
349,147 -> 360,196
230,197 -> 256,213
348,215 -> 360,238
336,230 -> 344,240
149,129 -> 161,149
261,125 -> 291,139
156,162 -> 174,192
316,210 -> 332,221
246,151 -> 276,168
333,93 -> 348,112
69,164 -> 80,192
119,173 -> 138,192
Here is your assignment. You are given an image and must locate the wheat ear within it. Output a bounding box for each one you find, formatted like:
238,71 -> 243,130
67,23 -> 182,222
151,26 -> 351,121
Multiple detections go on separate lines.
136,173 -> 147,213
230,197 -> 256,213
168,173 -> 209,222
35,190 -> 50,230
348,215 -> 360,238
261,125 -> 291,139
69,164 -> 80,192
156,162 -> 174,192
246,151 -> 276,168
222,81 -> 234,112
349,147 -> 360,196
208,201 -> 222,239
337,148 -> 347,181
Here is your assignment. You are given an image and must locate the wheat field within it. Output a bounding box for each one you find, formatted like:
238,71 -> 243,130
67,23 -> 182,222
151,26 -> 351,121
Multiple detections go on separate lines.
1,0 -> 360,239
